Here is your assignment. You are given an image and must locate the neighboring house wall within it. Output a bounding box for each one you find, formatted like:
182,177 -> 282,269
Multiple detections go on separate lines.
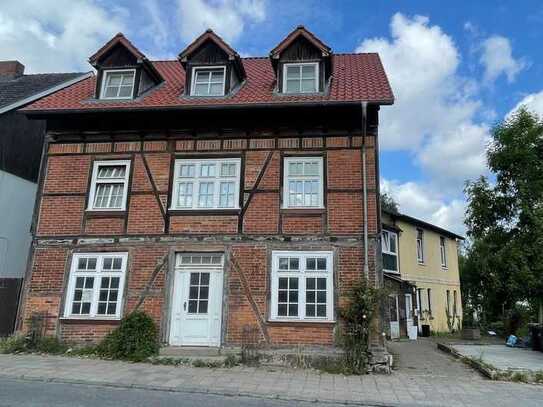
20,131 -> 380,346
383,212 -> 462,333
0,170 -> 37,278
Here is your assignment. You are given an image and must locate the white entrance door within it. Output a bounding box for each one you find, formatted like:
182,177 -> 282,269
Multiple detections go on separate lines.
389,294 -> 400,339
170,253 -> 224,346
405,293 -> 417,340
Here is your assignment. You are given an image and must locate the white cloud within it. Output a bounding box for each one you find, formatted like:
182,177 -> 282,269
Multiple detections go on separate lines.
177,0 -> 266,44
0,0 -> 126,73
480,35 -> 525,84
508,90 -> 543,117
382,179 -> 466,235
418,123 -> 490,190
357,13 -> 489,188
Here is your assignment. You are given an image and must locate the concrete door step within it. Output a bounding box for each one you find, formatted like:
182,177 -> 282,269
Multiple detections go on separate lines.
159,346 -> 232,357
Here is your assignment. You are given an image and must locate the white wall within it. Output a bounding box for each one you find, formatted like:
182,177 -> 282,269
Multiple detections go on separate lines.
0,170 -> 36,278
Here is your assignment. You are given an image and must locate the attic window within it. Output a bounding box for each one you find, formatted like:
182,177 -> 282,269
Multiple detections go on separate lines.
191,66 -> 226,96
283,62 -> 318,94
100,69 -> 135,99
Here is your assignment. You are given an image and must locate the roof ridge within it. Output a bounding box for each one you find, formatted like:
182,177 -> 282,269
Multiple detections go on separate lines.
21,72 -> 89,76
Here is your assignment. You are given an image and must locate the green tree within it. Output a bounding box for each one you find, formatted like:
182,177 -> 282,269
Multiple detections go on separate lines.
381,193 -> 399,214
464,107 -> 543,323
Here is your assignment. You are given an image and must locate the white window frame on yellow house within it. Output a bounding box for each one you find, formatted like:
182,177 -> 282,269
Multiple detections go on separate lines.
416,228 -> 424,264
382,229 -> 399,274
440,236 -> 448,269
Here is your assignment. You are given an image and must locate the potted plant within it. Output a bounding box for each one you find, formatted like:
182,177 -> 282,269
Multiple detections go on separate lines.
461,307 -> 480,340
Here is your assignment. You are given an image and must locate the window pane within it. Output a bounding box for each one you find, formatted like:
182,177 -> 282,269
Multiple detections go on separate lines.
301,65 -> 315,79
177,182 -> 193,208
288,162 -> 303,176
279,258 -> 289,270
195,71 -> 211,82
209,82 -> 223,95
118,86 -> 132,98
220,163 -> 236,177
286,66 -> 301,80
180,164 -> 195,178
198,182 -> 214,207
306,258 -> 316,270
187,272 -> 210,314
317,258 -> 327,270
304,162 -> 319,176
211,71 -> 224,82
107,74 -> 122,86
219,182 -> 235,208
301,78 -> 316,92
121,74 -> 134,86
200,164 -> 215,177
277,277 -> 298,317
389,234 -> 397,253
286,79 -> 300,93
383,253 -> 397,271
194,83 -> 208,95
289,258 -> 299,270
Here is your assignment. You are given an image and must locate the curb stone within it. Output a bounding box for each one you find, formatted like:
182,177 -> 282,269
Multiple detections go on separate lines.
436,342 -> 496,379
0,373 -> 392,407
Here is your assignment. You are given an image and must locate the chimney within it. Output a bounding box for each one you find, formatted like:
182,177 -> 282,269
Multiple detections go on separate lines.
0,61 -> 25,79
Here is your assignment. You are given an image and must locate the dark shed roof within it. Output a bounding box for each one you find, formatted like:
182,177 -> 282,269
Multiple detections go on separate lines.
0,72 -> 87,112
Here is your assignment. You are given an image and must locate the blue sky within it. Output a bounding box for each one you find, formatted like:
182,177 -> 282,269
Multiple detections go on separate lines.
2,0 -> 542,234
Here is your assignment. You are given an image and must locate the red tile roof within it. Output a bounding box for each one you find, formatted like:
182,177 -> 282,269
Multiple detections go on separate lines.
23,53 -> 394,113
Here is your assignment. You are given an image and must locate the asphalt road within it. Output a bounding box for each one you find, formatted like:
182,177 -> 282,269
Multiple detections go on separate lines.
0,378 -> 349,407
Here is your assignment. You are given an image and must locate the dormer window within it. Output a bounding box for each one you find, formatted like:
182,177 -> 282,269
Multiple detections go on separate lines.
283,62 -> 318,94
89,33 -> 164,101
191,66 -> 226,97
270,25 -> 332,96
100,69 -> 135,99
178,29 -> 246,98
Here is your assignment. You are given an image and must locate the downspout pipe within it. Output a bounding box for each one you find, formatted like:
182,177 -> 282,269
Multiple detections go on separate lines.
361,102 -> 369,278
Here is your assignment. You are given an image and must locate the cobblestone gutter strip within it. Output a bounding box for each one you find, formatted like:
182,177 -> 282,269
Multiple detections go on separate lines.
437,342 -> 498,380
0,373 -> 389,407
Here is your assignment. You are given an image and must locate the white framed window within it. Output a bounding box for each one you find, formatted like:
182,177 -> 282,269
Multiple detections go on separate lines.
270,251 -> 334,322
283,157 -> 324,208
88,160 -> 130,211
416,228 -> 424,264
440,236 -> 447,268
382,229 -> 398,273
64,252 -> 128,319
282,62 -> 319,94
191,66 -> 226,96
171,158 -> 241,210
100,69 -> 135,100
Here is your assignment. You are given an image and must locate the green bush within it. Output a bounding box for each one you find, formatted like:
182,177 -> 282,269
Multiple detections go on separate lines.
0,335 -> 27,354
338,278 -> 386,374
34,336 -> 68,354
97,312 -> 159,362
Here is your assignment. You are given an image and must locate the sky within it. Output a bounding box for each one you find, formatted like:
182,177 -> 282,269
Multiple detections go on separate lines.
1,0 -> 542,235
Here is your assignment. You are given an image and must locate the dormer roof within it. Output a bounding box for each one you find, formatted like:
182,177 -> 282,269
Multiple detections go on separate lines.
89,33 -> 146,66
88,33 -> 163,83
270,25 -> 332,60
178,29 -> 246,80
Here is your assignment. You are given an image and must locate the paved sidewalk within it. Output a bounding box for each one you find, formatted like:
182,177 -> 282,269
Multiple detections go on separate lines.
452,344 -> 543,372
0,354 -> 542,406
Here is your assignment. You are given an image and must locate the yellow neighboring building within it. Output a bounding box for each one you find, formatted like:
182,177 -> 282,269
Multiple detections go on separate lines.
382,210 -> 464,336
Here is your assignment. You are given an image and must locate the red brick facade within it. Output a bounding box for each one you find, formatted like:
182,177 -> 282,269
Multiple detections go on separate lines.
21,133 -> 380,346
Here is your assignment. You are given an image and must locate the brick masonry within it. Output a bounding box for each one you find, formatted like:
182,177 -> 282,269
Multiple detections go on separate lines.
22,134 -> 381,346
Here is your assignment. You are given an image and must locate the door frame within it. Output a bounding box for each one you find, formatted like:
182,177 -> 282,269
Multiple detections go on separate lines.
168,252 -> 225,347
389,294 -> 400,339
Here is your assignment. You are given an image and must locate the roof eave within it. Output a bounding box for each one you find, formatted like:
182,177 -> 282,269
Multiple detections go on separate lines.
383,209 -> 465,240
22,98 -> 394,118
